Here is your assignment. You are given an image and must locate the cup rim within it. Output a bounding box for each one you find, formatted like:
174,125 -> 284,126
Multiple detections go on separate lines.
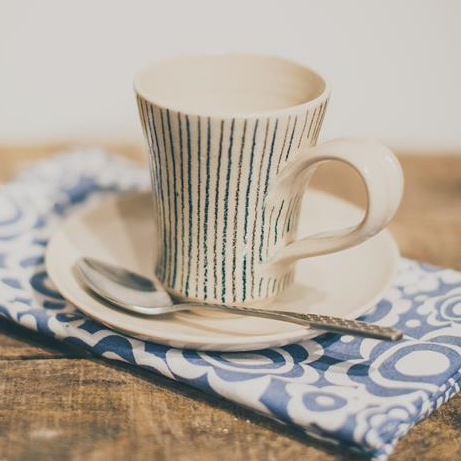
133,53 -> 331,119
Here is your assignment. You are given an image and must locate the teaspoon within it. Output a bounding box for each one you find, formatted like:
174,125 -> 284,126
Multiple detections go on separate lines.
74,257 -> 402,341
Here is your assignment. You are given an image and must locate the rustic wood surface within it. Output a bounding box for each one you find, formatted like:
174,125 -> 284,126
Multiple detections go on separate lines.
1,144 -> 461,461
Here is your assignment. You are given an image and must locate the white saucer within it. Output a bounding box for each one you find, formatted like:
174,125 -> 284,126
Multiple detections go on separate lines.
45,190 -> 399,351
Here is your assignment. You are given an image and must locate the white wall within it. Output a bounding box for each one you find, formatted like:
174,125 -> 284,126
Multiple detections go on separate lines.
1,0 -> 460,150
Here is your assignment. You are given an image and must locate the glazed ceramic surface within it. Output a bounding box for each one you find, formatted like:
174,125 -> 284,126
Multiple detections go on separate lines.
45,190 -> 400,351
134,54 -> 403,304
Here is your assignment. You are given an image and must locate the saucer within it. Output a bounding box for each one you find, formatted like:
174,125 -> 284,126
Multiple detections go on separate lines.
45,190 -> 399,351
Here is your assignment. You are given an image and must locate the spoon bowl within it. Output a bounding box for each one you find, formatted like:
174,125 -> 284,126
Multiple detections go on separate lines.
74,257 -> 176,314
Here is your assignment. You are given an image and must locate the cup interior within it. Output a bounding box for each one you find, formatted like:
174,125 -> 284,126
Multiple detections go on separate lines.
134,54 -> 326,116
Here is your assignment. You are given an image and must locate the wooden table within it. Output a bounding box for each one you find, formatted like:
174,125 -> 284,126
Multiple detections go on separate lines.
1,145 -> 461,461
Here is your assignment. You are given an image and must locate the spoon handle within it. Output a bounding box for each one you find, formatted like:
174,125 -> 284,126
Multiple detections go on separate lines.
184,303 -> 402,341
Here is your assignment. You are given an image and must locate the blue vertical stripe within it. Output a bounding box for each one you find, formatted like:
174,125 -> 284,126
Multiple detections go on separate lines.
242,119 -> 259,301
231,120 -> 247,302
251,119 -> 270,299
306,107 -> 318,143
297,109 -> 310,149
184,115 -> 193,296
159,110 -> 174,284
149,106 -> 169,282
284,116 -> 298,161
311,102 -> 324,145
203,118 -> 212,299
265,278 -> 272,298
137,99 -> 163,265
291,195 -> 302,233
166,110 -> 179,288
258,119 -> 279,264
282,197 -> 294,235
273,199 -> 285,245
213,120 -> 225,300
177,113 -> 186,290
313,99 -> 328,144
221,119 -> 235,302
276,116 -> 291,172
141,100 -> 162,229
137,99 -> 155,190
286,195 -> 301,234
266,116 -> 295,262
195,117 -> 202,298
265,206 -> 275,258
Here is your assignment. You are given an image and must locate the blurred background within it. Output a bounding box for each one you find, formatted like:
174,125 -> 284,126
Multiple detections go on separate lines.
1,0 -> 460,154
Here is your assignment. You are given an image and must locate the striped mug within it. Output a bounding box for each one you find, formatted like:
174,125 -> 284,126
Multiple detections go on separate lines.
134,54 -> 403,305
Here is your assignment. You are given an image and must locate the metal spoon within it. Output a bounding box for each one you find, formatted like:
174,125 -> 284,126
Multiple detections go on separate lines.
74,257 -> 402,341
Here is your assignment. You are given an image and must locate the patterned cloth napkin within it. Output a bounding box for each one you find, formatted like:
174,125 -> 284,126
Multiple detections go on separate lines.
1,151 -> 461,460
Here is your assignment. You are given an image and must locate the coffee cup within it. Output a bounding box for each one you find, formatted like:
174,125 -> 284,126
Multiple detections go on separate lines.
134,54 -> 403,304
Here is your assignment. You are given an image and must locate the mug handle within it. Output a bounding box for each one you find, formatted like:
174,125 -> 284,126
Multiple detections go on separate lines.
265,137 -> 404,268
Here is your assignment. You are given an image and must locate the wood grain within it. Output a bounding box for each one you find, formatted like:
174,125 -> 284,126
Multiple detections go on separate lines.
0,318 -> 85,360
0,358 -> 357,461
1,145 -> 461,461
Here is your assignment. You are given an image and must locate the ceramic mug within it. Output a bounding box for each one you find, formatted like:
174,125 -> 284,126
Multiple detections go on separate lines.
134,54 -> 403,305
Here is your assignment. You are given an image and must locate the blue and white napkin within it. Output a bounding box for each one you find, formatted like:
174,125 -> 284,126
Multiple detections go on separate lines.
1,151 -> 461,460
